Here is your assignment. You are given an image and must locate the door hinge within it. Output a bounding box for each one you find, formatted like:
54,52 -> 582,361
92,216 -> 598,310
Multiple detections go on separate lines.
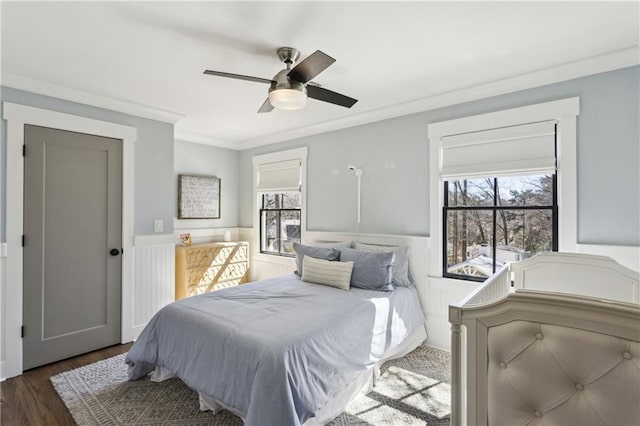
22,235 -> 25,247
23,145 -> 26,156
21,326 -> 24,338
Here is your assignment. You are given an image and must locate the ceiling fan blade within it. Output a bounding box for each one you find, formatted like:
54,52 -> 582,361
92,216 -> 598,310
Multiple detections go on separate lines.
287,50 -> 335,84
203,70 -> 274,85
257,98 -> 274,113
307,85 -> 358,108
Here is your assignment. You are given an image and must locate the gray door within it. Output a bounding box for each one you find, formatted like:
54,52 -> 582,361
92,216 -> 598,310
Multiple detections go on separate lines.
23,125 -> 122,370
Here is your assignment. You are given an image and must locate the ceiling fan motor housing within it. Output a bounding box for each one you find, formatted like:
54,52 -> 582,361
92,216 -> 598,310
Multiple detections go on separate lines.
270,70 -> 306,93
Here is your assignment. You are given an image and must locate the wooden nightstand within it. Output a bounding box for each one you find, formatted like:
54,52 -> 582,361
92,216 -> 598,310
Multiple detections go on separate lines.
175,241 -> 250,300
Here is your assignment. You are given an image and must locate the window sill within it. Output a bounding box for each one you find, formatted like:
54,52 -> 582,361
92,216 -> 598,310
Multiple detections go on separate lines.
252,252 -> 296,266
428,275 -> 485,291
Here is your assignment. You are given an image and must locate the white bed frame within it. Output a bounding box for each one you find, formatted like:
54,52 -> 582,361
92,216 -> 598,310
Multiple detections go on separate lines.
449,252 -> 640,425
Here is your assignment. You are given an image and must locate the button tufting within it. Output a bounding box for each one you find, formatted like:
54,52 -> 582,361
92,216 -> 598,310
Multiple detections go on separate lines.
535,332 -> 544,340
534,410 -> 543,418
499,361 -> 507,369
623,351 -> 633,360
575,383 -> 584,391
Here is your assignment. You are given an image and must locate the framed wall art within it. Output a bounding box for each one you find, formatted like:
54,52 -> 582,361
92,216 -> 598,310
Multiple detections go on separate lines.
178,174 -> 221,219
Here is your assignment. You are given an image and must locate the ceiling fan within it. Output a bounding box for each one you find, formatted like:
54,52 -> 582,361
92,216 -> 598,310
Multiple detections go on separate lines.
203,47 -> 358,113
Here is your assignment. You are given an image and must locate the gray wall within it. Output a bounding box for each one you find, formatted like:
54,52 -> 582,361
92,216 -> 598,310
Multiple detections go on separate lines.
239,66 -> 640,246
174,140 -> 239,229
0,86 -> 175,237
239,115 -> 429,236
3,66 -> 637,245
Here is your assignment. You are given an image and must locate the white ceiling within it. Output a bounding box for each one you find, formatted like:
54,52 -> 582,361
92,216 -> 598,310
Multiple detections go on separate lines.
2,1 -> 638,149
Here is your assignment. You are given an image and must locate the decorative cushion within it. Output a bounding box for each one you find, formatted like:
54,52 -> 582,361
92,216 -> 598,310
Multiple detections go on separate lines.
354,243 -> 413,287
339,248 -> 395,291
293,242 -> 339,276
301,256 -> 353,291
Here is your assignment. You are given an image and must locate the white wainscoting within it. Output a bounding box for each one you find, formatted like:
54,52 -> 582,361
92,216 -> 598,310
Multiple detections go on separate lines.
425,277 -> 481,351
131,235 -> 175,340
251,255 -> 296,282
130,234 -> 639,352
577,244 -> 640,272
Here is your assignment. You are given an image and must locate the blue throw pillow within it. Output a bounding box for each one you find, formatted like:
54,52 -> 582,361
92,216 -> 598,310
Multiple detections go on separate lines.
293,243 -> 340,276
354,243 -> 414,287
339,248 -> 395,291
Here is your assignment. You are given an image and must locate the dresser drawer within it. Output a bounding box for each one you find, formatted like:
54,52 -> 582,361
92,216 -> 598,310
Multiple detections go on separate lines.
185,244 -> 248,268
175,241 -> 250,300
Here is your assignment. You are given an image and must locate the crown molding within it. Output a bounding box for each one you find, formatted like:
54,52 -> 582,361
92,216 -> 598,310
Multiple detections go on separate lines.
1,71 -> 184,124
236,46 -> 639,150
174,131 -> 237,150
3,46 -> 637,150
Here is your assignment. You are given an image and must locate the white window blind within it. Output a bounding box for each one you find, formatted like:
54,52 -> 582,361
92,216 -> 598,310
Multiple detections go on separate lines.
441,120 -> 556,180
256,159 -> 301,192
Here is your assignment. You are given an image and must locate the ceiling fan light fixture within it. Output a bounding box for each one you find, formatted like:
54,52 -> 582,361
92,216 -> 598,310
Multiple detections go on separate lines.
269,88 -> 308,110
203,47 -> 357,113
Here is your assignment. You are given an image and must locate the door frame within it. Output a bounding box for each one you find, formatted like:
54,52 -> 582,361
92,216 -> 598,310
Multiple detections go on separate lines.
3,102 -> 137,379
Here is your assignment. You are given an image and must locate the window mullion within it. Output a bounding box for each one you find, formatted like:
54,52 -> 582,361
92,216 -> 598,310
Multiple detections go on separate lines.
492,178 -> 498,274
276,209 -> 282,255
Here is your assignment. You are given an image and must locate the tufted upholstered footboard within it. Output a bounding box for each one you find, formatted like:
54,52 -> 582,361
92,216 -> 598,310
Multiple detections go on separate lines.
488,321 -> 639,425
449,253 -> 640,426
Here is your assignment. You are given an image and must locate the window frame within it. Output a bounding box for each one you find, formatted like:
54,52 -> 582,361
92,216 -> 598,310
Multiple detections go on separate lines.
442,174 -> 559,281
258,193 -> 302,257
428,97 -> 580,280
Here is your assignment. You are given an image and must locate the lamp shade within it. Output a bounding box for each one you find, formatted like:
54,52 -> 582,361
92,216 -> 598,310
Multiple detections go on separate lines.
269,88 -> 307,110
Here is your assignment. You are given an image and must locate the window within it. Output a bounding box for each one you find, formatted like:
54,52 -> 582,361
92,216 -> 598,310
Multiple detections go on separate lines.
443,174 -> 557,281
260,192 -> 301,256
428,98 -> 579,281
253,147 -> 307,258
439,120 -> 559,280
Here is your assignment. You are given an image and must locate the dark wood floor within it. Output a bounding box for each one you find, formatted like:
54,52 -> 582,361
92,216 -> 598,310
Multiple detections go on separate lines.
0,343 -> 132,426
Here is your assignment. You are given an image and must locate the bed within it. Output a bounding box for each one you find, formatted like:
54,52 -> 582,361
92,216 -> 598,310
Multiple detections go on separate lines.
449,252 -> 640,426
126,244 -> 426,426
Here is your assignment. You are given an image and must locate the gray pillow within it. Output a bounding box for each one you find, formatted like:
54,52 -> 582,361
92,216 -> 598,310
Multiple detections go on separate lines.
309,240 -> 353,249
293,243 -> 340,276
339,248 -> 395,291
354,243 -> 414,287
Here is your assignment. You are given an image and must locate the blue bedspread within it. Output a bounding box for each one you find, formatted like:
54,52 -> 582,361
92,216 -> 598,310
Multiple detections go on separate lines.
125,274 -> 424,426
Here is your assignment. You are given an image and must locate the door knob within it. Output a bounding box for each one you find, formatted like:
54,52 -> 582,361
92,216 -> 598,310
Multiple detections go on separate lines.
110,248 -> 121,256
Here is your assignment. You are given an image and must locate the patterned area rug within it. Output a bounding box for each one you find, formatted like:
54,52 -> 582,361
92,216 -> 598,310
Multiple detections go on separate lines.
51,345 -> 450,425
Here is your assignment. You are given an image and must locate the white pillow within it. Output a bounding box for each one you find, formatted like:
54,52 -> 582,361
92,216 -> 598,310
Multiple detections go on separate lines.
301,256 -> 354,291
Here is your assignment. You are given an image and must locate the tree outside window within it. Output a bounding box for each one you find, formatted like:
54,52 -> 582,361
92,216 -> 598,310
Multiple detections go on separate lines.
444,174 -> 557,281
